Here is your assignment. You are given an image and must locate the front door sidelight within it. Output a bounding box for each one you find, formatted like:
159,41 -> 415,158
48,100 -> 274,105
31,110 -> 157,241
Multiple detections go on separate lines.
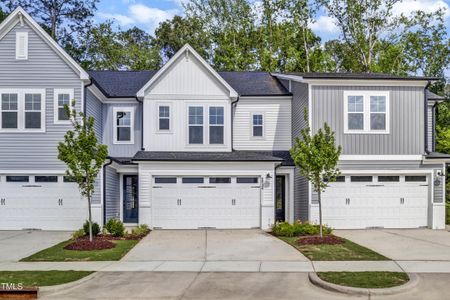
275,176 -> 285,222
123,175 -> 139,223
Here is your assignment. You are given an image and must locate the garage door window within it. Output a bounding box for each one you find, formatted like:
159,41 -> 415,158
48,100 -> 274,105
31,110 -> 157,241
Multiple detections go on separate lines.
378,176 -> 400,182
350,176 -> 372,182
209,177 -> 231,184
405,176 -> 427,182
237,177 -> 258,184
6,176 -> 29,182
182,177 -> 204,184
324,176 -> 345,182
35,176 -> 58,183
155,177 -> 177,184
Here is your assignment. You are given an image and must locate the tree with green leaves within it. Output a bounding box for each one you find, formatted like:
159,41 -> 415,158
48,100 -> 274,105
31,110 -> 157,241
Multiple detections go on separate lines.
58,103 -> 108,242
0,8 -> 7,23
154,16 -> 212,63
290,115 -> 342,237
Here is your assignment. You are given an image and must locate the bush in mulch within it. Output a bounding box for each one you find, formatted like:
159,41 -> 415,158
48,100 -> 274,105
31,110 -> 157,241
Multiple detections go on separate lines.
297,235 -> 344,245
64,236 -> 116,251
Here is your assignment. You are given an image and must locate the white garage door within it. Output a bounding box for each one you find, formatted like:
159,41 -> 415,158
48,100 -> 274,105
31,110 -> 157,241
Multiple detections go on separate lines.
319,175 -> 429,229
152,176 -> 261,229
0,175 -> 88,230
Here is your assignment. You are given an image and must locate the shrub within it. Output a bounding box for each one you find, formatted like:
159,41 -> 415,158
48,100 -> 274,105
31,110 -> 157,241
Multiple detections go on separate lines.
272,221 -> 332,237
131,224 -> 150,237
83,220 -> 100,236
72,229 -> 86,240
105,218 -> 126,237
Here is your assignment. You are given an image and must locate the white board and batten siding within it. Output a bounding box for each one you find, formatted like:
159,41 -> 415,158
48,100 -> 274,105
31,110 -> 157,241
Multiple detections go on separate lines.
138,162 -> 277,230
233,97 -> 292,151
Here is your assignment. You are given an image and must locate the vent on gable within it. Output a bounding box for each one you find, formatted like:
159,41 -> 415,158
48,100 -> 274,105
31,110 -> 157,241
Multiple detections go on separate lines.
16,32 -> 28,60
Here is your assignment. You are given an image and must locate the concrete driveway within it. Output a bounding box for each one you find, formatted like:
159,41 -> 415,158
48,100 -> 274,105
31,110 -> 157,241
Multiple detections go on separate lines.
0,230 -> 71,262
123,229 -> 308,262
335,229 -> 450,261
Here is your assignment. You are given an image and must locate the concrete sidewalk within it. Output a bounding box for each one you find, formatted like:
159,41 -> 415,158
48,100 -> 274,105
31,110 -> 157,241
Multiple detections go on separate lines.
2,260 -> 450,273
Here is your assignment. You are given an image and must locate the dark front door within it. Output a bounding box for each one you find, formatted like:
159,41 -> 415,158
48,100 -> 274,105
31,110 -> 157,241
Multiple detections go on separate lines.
275,176 -> 285,222
123,175 -> 139,223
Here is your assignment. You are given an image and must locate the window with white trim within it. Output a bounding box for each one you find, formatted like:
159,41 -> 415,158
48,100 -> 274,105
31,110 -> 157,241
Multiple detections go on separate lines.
16,32 -> 28,60
252,114 -> 263,137
0,89 -> 45,132
113,107 -> 134,144
158,105 -> 170,131
1,93 -> 18,129
188,106 -> 203,144
54,89 -> 74,123
209,106 -> 224,144
344,91 -> 389,134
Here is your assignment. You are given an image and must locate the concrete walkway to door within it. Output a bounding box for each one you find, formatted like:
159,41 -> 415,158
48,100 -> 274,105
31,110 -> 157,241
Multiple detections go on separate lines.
122,230 -> 309,262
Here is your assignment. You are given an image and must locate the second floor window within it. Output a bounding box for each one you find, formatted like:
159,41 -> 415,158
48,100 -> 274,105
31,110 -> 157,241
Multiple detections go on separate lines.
189,106 -> 203,144
113,108 -> 134,144
252,114 -> 263,137
1,93 -> 18,129
24,94 -> 42,129
209,106 -> 224,144
159,106 -> 170,130
344,91 -> 389,134
54,89 -> 74,123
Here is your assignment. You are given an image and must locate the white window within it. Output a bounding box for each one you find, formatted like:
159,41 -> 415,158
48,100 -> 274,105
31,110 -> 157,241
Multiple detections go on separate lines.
209,106 -> 224,144
252,114 -> 264,137
113,107 -> 134,144
0,89 -> 45,132
188,106 -> 203,144
16,32 -> 28,60
54,89 -> 74,124
344,91 -> 390,134
158,105 -> 170,131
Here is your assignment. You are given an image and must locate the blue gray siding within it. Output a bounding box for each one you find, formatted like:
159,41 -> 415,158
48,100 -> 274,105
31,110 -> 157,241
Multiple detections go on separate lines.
311,85 -> 425,155
0,21 -> 82,170
284,80 -> 310,221
102,103 -> 142,157
105,166 -> 120,220
86,89 -> 103,140
427,105 -> 434,151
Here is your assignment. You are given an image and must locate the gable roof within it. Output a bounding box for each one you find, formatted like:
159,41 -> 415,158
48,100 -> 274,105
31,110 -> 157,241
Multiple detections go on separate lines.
426,90 -> 446,101
136,44 -> 238,98
89,70 -> 290,98
0,7 -> 89,80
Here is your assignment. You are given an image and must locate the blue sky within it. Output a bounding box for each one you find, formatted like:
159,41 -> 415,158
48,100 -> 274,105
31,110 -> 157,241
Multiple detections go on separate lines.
95,0 -> 450,42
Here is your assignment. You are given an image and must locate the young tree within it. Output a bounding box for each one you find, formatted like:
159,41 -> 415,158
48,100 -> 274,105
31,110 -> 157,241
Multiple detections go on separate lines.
58,103 -> 108,242
290,116 -> 342,237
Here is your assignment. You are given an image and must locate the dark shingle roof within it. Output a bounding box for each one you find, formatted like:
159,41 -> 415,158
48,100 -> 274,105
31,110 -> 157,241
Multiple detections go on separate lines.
287,72 -> 439,81
425,152 -> 450,159
132,150 -> 292,164
88,70 -> 289,98
426,90 -> 446,100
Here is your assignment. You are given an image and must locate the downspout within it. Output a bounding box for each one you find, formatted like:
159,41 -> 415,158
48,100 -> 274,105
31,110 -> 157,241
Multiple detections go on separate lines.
231,96 -> 240,151
424,81 -> 431,154
102,159 -> 113,226
135,97 -> 144,150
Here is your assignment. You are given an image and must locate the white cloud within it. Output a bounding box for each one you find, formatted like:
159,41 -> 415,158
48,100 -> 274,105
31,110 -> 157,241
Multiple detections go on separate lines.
97,12 -> 135,26
392,0 -> 450,18
310,15 -> 338,33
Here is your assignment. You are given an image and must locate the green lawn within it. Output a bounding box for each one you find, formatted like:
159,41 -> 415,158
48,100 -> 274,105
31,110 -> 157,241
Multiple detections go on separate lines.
279,236 -> 388,261
0,271 -> 93,287
21,239 -> 139,262
317,272 -> 409,288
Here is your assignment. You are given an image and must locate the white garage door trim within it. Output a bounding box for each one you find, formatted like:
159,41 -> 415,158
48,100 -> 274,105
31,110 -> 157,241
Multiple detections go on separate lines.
151,175 -> 262,229
311,171 -> 431,229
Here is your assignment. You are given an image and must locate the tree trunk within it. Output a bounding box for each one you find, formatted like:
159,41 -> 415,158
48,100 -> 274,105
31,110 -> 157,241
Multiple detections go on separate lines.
318,189 -> 323,238
87,194 -> 93,242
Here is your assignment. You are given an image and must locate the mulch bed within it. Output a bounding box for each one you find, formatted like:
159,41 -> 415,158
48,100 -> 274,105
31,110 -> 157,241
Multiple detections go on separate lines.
297,235 -> 344,245
64,236 -> 116,251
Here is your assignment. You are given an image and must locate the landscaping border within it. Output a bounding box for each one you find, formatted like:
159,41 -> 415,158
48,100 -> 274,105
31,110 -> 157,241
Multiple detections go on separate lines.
308,272 -> 418,296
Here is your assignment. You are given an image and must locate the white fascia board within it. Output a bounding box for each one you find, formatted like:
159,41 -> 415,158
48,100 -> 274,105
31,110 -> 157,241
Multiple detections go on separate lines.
302,79 -> 432,87
271,73 -> 306,83
0,7 -> 89,80
0,170 -> 67,174
239,96 -> 292,101
340,155 -> 423,161
136,44 -> 238,99
340,169 -> 433,174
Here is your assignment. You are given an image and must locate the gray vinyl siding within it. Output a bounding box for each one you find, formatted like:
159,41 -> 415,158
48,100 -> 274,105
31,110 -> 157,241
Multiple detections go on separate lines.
105,166 -> 120,220
287,80 -> 310,221
0,21 -> 82,170
92,174 -> 101,205
102,103 -> 141,157
86,89 -> 103,141
311,85 -> 425,155
427,105 -> 434,151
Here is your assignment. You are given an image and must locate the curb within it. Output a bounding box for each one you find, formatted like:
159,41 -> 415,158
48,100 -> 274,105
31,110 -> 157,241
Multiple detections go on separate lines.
308,272 -> 418,296
38,271 -> 98,296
